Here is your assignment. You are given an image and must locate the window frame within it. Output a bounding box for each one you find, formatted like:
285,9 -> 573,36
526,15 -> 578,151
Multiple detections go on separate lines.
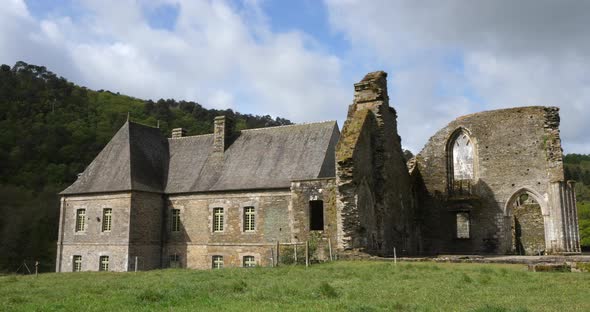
171,209 -> 181,232
213,207 -> 224,232
169,254 -> 180,268
73,255 -> 82,272
102,208 -> 112,232
212,255 -> 224,269
99,256 -> 109,272
75,209 -> 86,232
243,206 -> 256,232
455,212 -> 471,239
243,255 -> 256,268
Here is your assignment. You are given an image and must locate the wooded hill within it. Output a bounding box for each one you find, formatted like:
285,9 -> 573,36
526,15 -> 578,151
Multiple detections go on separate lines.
0,62 -> 291,272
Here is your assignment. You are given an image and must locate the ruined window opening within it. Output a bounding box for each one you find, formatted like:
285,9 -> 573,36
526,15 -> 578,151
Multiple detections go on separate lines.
212,255 -> 223,269
309,200 -> 324,231
456,212 -> 470,239
99,256 -> 109,272
449,130 -> 475,195
75,209 -> 86,232
171,209 -> 180,232
73,255 -> 82,272
243,206 -> 255,232
213,208 -> 224,232
102,208 -> 112,232
169,254 -> 180,268
243,256 -> 256,268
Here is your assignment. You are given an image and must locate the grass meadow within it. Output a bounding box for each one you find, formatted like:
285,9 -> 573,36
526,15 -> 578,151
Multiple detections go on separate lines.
1,261 -> 589,312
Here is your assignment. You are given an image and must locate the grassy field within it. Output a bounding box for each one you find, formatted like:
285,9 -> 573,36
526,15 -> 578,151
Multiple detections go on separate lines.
1,261 -> 589,312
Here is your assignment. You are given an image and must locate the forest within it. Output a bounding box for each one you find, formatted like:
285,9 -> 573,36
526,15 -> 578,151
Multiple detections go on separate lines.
0,62 -> 291,272
0,61 -> 588,273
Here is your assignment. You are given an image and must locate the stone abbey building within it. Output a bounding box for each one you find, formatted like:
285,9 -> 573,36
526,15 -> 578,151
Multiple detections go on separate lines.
56,72 -> 581,272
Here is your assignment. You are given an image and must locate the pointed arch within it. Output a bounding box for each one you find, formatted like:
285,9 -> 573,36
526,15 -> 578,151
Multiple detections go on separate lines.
504,188 -> 549,217
446,127 -> 478,194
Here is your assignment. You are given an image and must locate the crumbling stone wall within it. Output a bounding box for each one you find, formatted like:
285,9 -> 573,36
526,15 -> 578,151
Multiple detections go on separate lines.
336,71 -> 417,255
415,106 -> 580,254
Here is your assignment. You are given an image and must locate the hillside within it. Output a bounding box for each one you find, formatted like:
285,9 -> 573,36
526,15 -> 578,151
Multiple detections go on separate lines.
0,62 -> 291,272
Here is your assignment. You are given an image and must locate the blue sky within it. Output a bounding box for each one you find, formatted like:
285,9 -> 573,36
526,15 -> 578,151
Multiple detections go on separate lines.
2,0 -> 590,153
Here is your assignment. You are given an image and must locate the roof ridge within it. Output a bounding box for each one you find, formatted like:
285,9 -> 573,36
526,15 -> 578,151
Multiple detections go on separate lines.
128,120 -> 160,129
240,120 -> 336,132
168,133 -> 214,140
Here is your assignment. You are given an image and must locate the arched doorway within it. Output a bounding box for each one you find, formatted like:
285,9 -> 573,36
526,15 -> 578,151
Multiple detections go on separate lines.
509,192 -> 546,255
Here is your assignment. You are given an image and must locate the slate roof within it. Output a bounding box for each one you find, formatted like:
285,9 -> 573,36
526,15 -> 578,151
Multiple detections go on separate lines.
61,120 -> 339,195
61,122 -> 169,195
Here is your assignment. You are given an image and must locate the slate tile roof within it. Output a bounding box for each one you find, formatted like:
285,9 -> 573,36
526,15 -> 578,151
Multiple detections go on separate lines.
61,120 -> 339,195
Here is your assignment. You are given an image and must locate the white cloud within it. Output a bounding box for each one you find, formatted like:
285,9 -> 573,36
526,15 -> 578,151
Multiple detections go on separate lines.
326,0 -> 590,153
0,0 -> 348,125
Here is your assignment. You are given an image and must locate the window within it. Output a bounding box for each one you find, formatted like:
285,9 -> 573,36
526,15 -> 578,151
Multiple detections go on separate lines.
243,256 -> 256,268
171,209 -> 180,232
212,255 -> 223,269
169,254 -> 180,268
102,208 -> 112,232
452,133 -> 474,180
309,200 -> 324,231
99,256 -> 109,271
243,206 -> 255,232
456,212 -> 470,239
73,255 -> 82,272
213,208 -> 224,232
75,209 -> 86,232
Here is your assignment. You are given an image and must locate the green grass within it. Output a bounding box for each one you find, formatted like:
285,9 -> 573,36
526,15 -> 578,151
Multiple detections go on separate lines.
1,261 -> 589,312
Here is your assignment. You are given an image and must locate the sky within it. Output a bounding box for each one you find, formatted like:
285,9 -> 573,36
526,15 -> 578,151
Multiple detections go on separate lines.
1,0 -> 589,154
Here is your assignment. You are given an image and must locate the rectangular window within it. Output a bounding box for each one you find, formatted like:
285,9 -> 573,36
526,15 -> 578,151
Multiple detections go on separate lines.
212,255 -> 223,269
169,254 -> 180,268
75,209 -> 86,232
171,209 -> 180,232
456,212 -> 470,239
99,256 -> 109,272
102,208 -> 112,232
243,206 -> 255,232
243,256 -> 256,268
309,200 -> 324,231
73,255 -> 82,272
213,208 -> 224,232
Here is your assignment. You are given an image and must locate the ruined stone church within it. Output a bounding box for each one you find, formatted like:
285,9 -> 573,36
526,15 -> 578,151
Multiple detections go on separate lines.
56,72 -> 581,272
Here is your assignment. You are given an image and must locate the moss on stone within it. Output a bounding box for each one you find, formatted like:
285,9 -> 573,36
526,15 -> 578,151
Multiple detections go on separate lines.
336,108 -> 370,162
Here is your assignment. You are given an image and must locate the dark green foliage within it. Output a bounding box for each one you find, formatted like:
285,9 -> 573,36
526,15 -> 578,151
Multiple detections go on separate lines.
563,154 -> 590,249
0,61 -> 292,272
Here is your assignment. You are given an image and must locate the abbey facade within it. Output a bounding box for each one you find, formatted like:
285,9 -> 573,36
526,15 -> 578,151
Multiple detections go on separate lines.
55,72 -> 581,272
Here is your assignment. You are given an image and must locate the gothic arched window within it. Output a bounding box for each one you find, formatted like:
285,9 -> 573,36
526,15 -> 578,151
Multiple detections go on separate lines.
448,129 -> 475,195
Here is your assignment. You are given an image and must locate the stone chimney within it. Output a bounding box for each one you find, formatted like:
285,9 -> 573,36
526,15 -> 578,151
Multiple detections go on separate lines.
171,128 -> 186,138
213,116 -> 232,153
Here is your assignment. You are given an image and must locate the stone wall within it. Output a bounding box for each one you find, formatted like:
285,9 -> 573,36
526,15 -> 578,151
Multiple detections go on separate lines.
415,106 -> 579,254
165,190 -> 289,269
56,193 -> 132,272
129,191 -> 165,270
336,71 -> 417,255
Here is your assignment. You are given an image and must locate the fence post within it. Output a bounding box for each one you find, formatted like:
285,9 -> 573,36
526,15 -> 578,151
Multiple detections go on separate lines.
35,261 -> 39,277
276,241 -> 280,267
305,240 -> 309,268
134,256 -> 138,272
394,247 -> 397,264
328,238 -> 333,261
294,243 -> 298,264
270,248 -> 274,268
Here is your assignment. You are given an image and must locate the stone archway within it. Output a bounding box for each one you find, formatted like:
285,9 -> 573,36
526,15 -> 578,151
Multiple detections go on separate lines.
509,192 -> 546,255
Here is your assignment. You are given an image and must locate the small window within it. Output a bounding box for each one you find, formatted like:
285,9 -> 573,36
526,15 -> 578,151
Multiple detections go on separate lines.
102,208 -> 112,232
73,255 -> 82,272
456,212 -> 470,239
243,256 -> 256,268
171,209 -> 180,232
99,256 -> 109,272
212,255 -> 223,269
169,254 -> 180,268
213,208 -> 224,232
75,209 -> 86,232
309,200 -> 324,231
243,206 -> 255,232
